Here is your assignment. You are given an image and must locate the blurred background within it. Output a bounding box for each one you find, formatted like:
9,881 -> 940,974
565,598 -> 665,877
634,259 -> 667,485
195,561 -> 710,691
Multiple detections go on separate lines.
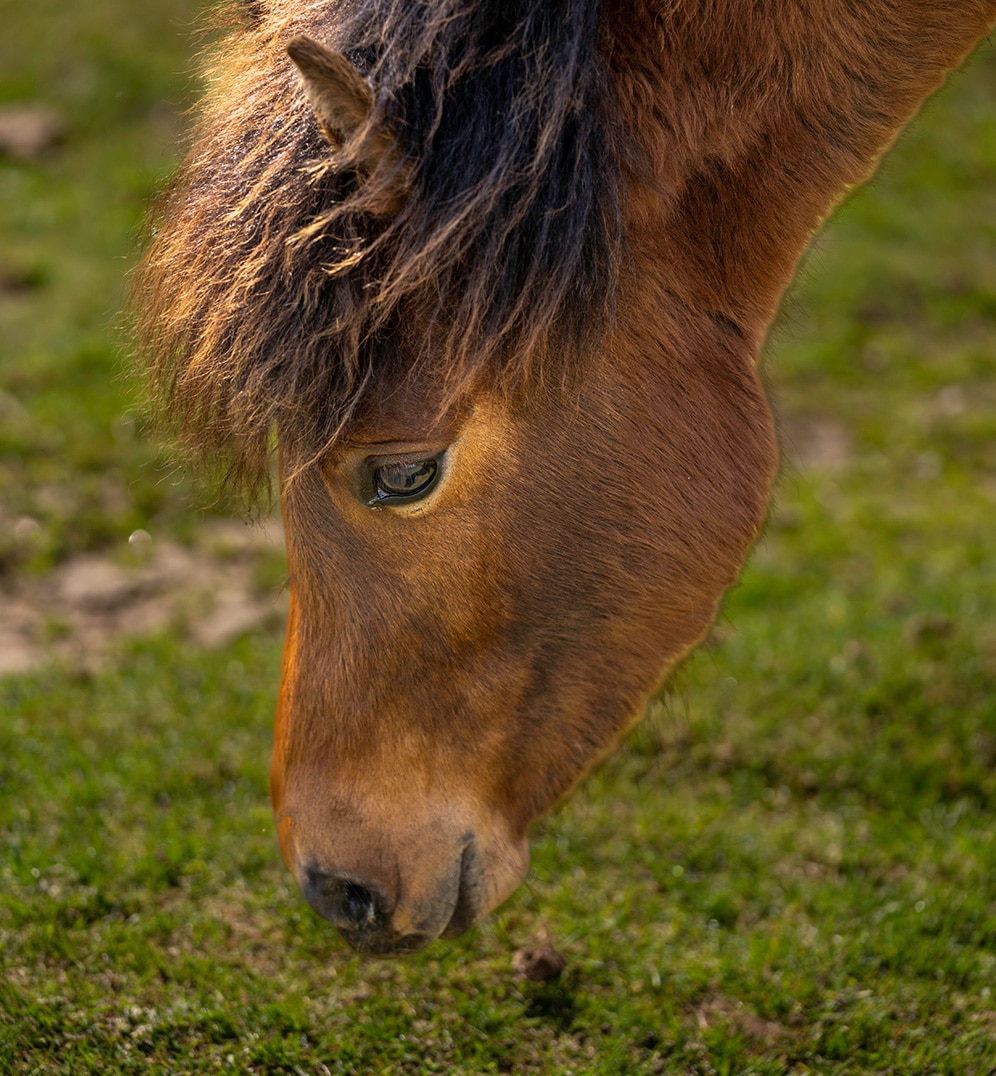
1,3 -> 995,1072
0,1 -> 287,677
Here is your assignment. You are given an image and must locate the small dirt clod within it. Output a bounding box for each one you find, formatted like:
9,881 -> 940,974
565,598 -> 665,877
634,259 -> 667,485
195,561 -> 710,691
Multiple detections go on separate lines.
512,940 -> 566,982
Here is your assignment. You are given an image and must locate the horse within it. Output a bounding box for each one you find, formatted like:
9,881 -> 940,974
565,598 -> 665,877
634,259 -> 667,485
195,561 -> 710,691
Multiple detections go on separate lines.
133,0 -> 996,956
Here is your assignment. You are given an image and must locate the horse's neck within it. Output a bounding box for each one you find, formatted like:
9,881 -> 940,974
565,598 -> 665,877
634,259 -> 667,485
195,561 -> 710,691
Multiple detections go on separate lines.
605,0 -> 995,345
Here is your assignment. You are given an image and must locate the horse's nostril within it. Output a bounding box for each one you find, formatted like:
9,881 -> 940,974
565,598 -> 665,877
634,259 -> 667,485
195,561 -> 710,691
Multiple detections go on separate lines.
340,881 -> 377,929
303,868 -> 387,933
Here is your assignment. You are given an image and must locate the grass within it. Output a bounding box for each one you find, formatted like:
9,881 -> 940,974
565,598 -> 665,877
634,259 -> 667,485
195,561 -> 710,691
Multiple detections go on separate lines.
2,4 -> 995,1073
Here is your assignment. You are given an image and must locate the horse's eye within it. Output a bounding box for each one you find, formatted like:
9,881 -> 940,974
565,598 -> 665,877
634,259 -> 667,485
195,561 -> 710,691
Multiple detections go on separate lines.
349,448 -> 447,509
371,456 -> 440,503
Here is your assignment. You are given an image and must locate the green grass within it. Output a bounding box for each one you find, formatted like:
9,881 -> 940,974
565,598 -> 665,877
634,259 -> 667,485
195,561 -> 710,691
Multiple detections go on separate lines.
2,5 -> 995,1073
0,0 -> 215,570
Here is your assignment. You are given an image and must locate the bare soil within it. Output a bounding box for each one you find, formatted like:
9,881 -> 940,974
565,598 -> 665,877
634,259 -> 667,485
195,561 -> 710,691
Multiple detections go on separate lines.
0,517 -> 288,676
0,103 -> 65,160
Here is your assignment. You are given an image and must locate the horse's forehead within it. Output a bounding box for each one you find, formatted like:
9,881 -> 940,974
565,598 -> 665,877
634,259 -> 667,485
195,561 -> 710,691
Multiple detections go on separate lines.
333,377 -> 475,448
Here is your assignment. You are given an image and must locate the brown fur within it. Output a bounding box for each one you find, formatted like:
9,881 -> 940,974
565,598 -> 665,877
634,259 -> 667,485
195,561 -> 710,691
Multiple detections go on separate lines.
133,0 -> 995,954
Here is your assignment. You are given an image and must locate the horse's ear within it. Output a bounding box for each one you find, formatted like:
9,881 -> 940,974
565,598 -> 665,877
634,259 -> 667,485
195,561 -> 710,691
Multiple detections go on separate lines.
287,35 -> 397,176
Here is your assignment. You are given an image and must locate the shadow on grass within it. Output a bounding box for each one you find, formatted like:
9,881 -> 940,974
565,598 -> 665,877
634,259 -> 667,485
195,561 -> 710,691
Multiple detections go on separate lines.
521,978 -> 578,1033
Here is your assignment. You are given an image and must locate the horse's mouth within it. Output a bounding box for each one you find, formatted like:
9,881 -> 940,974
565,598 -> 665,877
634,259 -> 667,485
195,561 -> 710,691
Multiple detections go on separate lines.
441,840 -> 485,939
330,838 -> 484,956
336,925 -> 434,957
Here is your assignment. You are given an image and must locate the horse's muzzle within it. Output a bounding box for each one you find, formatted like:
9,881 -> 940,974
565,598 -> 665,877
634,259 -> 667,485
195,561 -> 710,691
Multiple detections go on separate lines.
300,840 -> 488,956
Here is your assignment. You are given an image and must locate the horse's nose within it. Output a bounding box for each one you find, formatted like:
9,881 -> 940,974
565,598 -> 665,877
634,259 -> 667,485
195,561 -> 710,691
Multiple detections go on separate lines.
300,867 -> 434,954
302,867 -> 387,933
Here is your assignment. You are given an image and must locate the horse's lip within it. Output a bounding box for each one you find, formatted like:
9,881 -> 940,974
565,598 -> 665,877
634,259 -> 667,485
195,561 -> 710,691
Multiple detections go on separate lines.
336,927 -> 432,957
441,840 -> 482,939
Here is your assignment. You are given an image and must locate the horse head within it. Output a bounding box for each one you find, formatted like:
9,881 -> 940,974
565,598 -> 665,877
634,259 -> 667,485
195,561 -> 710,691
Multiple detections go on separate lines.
134,1 -> 994,955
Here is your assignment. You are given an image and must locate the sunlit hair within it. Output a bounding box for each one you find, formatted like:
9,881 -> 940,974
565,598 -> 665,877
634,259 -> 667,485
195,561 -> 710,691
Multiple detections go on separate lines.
132,0 -> 622,487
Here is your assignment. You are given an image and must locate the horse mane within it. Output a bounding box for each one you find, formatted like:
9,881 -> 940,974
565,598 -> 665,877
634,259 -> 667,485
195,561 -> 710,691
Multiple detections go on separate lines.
132,0 -> 623,483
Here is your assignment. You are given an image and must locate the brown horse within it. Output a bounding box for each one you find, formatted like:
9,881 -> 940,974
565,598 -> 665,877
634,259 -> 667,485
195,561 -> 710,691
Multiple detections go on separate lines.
133,0 -> 996,955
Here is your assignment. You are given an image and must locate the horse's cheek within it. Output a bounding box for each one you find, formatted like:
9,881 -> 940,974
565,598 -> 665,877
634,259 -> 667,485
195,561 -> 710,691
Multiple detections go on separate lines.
487,351 -> 775,816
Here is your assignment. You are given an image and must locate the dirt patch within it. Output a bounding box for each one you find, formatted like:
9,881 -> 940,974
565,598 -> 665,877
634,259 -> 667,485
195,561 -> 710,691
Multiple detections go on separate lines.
779,415 -> 853,471
696,993 -> 795,1047
0,518 -> 287,676
0,103 -> 65,160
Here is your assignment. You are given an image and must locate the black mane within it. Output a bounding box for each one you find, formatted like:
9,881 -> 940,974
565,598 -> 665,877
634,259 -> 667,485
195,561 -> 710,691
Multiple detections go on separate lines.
133,0 -> 621,479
